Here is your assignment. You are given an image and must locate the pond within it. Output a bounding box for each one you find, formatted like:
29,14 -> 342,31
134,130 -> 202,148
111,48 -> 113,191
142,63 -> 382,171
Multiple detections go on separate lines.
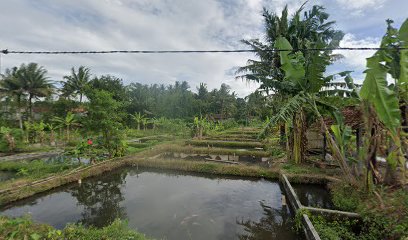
1,168 -> 303,240
292,183 -> 334,209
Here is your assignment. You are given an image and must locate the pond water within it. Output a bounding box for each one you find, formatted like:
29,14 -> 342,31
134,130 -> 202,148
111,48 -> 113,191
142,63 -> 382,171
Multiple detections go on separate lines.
0,168 -> 302,240
292,183 -> 334,209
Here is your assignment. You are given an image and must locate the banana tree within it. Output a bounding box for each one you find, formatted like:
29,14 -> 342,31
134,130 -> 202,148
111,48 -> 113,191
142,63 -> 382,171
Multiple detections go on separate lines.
142,117 -> 149,131
46,123 -> 59,146
265,36 -> 355,182
359,19 -> 408,186
194,116 -> 207,139
32,121 -> 46,145
0,127 -> 16,152
52,112 -> 80,143
132,112 -> 146,131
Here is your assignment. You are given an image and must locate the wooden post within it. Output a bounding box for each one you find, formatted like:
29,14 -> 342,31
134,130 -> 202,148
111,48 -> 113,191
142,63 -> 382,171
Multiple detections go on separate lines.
322,132 -> 327,161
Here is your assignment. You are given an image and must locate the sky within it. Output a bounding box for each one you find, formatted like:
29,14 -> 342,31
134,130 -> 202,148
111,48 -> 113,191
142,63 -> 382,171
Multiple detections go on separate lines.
0,0 -> 407,97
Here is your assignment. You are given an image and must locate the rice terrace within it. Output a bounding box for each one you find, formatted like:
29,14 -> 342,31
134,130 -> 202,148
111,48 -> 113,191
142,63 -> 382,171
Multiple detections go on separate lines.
0,0 -> 407,239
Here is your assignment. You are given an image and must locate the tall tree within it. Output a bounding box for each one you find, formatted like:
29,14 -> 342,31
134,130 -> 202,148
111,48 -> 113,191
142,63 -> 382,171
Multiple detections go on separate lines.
238,3 -> 344,163
0,67 -> 25,128
62,66 -> 91,103
16,63 -> 53,120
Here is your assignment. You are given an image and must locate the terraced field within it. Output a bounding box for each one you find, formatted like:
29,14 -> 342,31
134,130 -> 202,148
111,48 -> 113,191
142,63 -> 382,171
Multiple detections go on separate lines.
163,128 -> 272,166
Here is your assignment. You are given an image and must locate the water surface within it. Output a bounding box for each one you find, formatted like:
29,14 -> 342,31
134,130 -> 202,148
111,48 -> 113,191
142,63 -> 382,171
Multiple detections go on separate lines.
292,183 -> 334,209
1,168 -> 301,240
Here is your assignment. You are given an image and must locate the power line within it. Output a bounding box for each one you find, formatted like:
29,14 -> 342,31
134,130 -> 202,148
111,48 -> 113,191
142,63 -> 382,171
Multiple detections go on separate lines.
1,47 -> 407,55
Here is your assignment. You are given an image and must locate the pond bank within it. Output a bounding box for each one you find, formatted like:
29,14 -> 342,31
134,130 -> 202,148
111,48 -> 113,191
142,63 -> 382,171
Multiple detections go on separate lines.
0,144 -> 340,206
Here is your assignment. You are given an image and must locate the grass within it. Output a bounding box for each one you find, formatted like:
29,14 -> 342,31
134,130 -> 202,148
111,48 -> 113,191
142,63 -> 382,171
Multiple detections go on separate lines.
0,216 -> 150,240
128,157 -> 280,179
0,160 -> 80,190
307,182 -> 408,240
202,136 -> 260,142
207,133 -> 259,139
186,140 -> 263,148
163,145 -> 270,157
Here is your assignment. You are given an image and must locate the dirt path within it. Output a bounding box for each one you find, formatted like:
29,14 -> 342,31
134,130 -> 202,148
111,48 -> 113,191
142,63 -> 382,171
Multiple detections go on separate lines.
0,150 -> 63,162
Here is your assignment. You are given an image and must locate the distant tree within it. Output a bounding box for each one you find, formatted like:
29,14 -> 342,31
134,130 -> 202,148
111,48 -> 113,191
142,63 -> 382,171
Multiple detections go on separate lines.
131,112 -> 146,131
62,66 -> 91,103
85,89 -> 125,157
52,111 -> 80,143
88,75 -> 127,102
18,63 -> 54,120
0,67 -> 25,128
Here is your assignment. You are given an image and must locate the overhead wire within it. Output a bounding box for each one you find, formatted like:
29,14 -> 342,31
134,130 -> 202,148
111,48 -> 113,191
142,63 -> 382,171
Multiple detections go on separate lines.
1,47 -> 407,55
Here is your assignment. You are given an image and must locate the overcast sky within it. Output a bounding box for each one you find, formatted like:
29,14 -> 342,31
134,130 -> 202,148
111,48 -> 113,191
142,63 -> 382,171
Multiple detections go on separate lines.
0,0 -> 407,97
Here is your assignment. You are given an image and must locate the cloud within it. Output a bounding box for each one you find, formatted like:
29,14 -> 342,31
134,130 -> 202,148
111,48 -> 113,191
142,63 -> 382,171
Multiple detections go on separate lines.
335,0 -> 387,15
0,0 -> 405,97
334,33 -> 380,69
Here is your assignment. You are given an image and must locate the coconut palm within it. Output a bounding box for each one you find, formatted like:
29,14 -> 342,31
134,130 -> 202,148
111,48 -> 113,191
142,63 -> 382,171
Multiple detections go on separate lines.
18,63 -> 54,119
62,66 -> 91,103
0,67 -> 25,128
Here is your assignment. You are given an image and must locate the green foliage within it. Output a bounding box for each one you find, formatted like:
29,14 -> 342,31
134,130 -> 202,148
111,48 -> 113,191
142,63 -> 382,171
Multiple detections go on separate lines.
360,55 -> 401,136
275,37 -> 305,88
85,90 -> 126,157
330,183 -> 360,212
0,127 -> 24,152
329,182 -> 408,239
294,208 -> 311,231
62,66 -> 91,103
311,216 -> 361,240
0,216 -> 149,240
0,159 -> 74,179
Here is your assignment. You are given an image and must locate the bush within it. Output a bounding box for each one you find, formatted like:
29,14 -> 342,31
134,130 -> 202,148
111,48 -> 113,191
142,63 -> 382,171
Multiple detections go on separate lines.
0,127 -> 24,152
0,216 -> 149,240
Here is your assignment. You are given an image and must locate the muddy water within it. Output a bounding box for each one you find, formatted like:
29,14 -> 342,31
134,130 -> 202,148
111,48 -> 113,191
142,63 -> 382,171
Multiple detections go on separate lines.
292,183 -> 334,209
1,168 -> 302,240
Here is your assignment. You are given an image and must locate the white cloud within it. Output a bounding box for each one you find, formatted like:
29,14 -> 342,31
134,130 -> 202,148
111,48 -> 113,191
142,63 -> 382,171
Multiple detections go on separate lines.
0,0 -> 264,97
334,33 -> 380,70
0,0 -> 404,97
335,0 -> 387,15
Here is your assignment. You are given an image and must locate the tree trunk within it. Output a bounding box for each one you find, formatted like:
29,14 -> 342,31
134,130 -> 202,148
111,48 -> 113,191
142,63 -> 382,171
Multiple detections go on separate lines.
292,109 -> 306,164
286,123 -> 292,162
29,94 -> 33,121
50,130 -> 55,146
79,94 -> 83,104
66,126 -> 70,143
16,96 -> 23,129
279,125 -> 286,147
319,117 -> 355,183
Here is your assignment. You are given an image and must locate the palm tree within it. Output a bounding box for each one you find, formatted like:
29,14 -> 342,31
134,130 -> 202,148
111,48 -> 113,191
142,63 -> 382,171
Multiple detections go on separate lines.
0,67 -> 25,128
52,112 -> 80,143
238,3 -> 344,163
62,66 -> 91,103
18,63 -> 54,120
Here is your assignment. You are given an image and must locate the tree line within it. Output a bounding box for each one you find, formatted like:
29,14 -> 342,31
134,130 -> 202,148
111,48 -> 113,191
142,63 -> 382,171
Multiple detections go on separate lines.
0,65 -> 269,128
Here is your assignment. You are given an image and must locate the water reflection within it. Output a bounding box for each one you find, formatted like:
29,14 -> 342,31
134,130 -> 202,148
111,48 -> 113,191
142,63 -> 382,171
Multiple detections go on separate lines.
1,168 -> 304,240
292,184 -> 334,209
68,172 -> 127,227
237,201 -> 300,240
